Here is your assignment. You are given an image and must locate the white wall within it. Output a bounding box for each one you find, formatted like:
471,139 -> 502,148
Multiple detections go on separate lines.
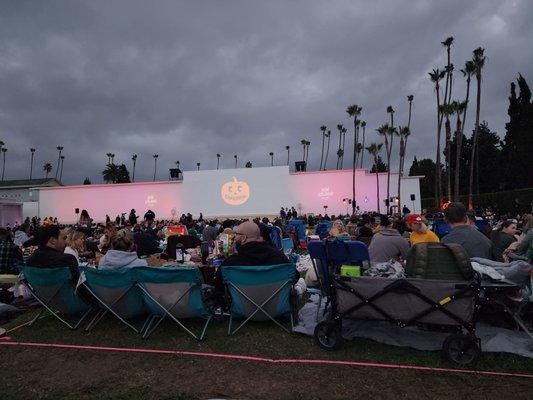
36,167 -> 421,222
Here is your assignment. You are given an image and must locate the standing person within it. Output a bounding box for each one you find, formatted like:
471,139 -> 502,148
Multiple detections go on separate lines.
78,210 -> 92,225
287,208 -> 293,220
441,202 -> 492,259
491,220 -> 518,262
406,214 -> 439,245
291,207 -> 298,219
128,209 -> 138,225
144,209 -> 156,222
280,207 -> 286,220
402,205 -> 411,217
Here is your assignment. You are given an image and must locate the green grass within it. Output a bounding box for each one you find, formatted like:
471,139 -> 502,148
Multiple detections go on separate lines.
3,307 -> 532,374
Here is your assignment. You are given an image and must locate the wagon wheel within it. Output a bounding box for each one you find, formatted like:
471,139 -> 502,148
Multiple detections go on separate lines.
442,333 -> 481,366
314,320 -> 342,350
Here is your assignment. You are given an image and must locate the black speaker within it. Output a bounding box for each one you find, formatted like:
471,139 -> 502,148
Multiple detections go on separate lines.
75,208 -> 79,214
295,161 -> 307,172
169,168 -> 179,178
384,199 -> 390,206
410,194 -> 416,201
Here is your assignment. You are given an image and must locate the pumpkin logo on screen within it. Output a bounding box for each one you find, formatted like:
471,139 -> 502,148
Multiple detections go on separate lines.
221,177 -> 250,205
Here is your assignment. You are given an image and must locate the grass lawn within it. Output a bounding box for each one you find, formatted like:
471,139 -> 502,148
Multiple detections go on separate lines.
1,306 -> 533,399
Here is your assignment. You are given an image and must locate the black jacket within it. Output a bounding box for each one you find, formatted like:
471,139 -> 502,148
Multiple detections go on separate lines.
26,245 -> 79,281
221,241 -> 289,267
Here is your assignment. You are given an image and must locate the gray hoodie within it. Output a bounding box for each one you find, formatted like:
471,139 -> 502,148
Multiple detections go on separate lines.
368,228 -> 410,264
98,250 -> 148,269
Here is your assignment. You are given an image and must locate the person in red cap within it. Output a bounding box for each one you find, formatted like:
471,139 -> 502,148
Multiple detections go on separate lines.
406,214 -> 439,245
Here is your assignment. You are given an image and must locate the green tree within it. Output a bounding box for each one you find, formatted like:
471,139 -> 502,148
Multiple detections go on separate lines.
83,177 -> 91,185
409,157 -> 439,200
116,164 -> 131,183
245,161 -> 252,168
43,163 -> 52,179
102,163 -> 119,183
370,155 -> 387,173
501,74 -> 533,189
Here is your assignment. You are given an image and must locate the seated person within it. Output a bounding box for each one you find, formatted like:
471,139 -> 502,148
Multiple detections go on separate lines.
491,220 -> 518,262
98,224 -> 117,254
328,219 -> 350,238
441,202 -> 492,259
99,229 -> 148,269
368,216 -> 410,264
25,225 -> 79,280
64,230 -> 88,264
201,220 -> 219,247
356,216 -> 374,238
406,214 -> 439,245
0,228 -> 23,275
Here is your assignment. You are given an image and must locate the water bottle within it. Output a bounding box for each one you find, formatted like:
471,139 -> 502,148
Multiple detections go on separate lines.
175,243 -> 184,263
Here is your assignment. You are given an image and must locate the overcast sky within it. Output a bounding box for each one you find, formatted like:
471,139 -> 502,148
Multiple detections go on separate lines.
1,0 -> 532,184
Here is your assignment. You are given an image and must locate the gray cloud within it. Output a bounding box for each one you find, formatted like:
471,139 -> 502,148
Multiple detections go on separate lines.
1,0 -> 532,184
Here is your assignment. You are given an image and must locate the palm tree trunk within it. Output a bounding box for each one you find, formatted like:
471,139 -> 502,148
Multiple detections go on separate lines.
468,73 -> 482,210
324,135 -> 330,170
352,121 -> 357,215
45,170 -> 49,179
217,158 -> 220,170
319,133 -> 325,171
445,117 -> 452,201
454,114 -> 463,201
132,160 -> 136,182
286,149 -> 289,166
375,156 -> 381,214
360,127 -> 366,169
55,150 -> 61,178
1,153 -> 5,181
435,85 -> 443,208
340,132 -> 346,169
153,159 -> 157,181
397,137 -> 404,215
59,158 -> 64,181
302,144 -> 306,163
30,153 -> 34,179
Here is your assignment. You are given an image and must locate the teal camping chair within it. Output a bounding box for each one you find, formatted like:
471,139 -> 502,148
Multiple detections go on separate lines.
135,266 -> 212,340
221,263 -> 298,335
22,266 -> 93,330
80,267 -> 148,333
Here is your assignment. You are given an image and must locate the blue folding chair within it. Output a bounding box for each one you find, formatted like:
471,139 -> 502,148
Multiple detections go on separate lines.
315,221 -> 333,240
269,226 -> 283,250
281,237 -> 294,253
324,239 -> 371,271
81,267 -> 148,333
307,241 -> 330,321
286,220 -> 306,242
22,266 -> 93,330
135,266 -> 212,340
222,264 -> 298,335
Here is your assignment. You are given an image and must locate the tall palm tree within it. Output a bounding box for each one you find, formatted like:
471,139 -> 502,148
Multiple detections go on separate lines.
234,154 -> 238,168
347,104 -> 362,214
305,140 -> 311,164
376,124 -> 391,207
102,163 -> 119,183
468,47 -> 486,209
43,163 -> 52,179
407,95 -> 414,129
323,130 -> 331,170
439,103 -> 454,201
340,127 -> 347,168
336,148 -> 344,170
319,125 -> 327,170
269,152 -> 274,166
300,139 -> 306,162
455,61 -> 475,201
0,141 -> 4,153
1,148 -> 7,181
285,146 -> 290,167
441,37 -> 455,107
397,126 -> 411,212
453,100 -> 467,200
196,162 -> 201,171
153,154 -> 159,181
29,148 -> 36,179
107,152 -> 113,164
359,121 -> 366,168
131,154 -> 137,182
55,146 -> 63,178
429,68 -> 446,207
59,155 -> 65,181
216,153 -> 221,169
366,143 -> 383,213
335,124 -> 343,169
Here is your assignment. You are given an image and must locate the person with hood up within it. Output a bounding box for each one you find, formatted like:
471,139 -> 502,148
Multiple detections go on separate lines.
368,215 -> 410,264
99,229 -> 148,269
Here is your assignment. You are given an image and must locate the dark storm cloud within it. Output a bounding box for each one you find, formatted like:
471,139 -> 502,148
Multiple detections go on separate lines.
1,0 -> 532,184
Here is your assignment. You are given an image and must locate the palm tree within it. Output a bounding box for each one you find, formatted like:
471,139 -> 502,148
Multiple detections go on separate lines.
340,127 -> 347,168
234,154 -> 238,168
318,126 -> 327,170
196,162 -> 201,171
366,143 -> 383,213
0,141 -> 4,153
153,154 -> 159,181
59,155 -> 65,181
429,68 -> 446,207
269,152 -> 274,166
131,154 -> 137,182
335,124 -> 343,169
300,139 -> 306,162
175,160 -> 180,169
453,100 -> 467,201
305,140 -> 311,164
359,121 -> 366,168
102,163 -> 119,183
106,152 -> 113,164
396,126 -> 411,212
441,37 -> 455,107
439,103 -> 454,201
336,148 -> 344,170
285,146 -> 290,167
43,163 -> 52,179
376,124 -> 391,205
29,148 -> 36,179
323,130 -> 331,170
1,148 -> 7,181
407,95 -> 414,129
468,47 -> 486,209
347,104 -> 362,214
110,153 -> 115,164
55,146 -> 63,178
216,153 -> 221,169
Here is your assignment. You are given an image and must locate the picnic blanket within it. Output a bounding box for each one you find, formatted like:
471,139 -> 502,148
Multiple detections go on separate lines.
295,294 -> 533,358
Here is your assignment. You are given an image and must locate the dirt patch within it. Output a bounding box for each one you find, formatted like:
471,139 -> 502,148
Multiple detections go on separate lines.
1,346 -> 532,399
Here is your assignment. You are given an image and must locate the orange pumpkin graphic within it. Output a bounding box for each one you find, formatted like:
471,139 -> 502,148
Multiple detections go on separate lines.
221,177 -> 250,205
